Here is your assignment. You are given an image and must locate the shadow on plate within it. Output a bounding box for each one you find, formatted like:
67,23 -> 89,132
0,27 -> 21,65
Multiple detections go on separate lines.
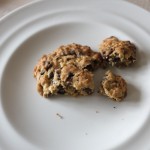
125,83 -> 141,103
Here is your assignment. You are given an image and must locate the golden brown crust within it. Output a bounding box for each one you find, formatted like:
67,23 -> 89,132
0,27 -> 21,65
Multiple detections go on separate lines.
99,70 -> 127,101
34,43 -> 101,97
99,36 -> 136,67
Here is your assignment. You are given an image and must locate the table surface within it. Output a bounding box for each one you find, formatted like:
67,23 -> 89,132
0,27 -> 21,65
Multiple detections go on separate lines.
0,0 -> 150,18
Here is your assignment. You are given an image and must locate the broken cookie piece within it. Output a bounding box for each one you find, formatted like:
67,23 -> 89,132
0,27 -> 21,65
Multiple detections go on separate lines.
99,36 -> 136,67
99,70 -> 127,101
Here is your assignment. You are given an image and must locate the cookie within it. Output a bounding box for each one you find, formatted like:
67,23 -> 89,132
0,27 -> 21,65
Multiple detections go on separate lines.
99,70 -> 127,101
34,43 -> 101,97
99,36 -> 136,67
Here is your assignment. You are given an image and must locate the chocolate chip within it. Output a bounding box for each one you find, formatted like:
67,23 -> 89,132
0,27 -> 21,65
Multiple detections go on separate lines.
112,57 -> 120,63
45,61 -> 52,70
128,56 -> 135,61
56,69 -> 61,79
83,88 -> 93,95
93,60 -> 100,68
48,72 -> 54,79
84,64 -> 94,71
108,48 -> 114,55
69,50 -> 76,55
57,85 -> 66,94
40,70 -> 45,75
67,72 -> 74,80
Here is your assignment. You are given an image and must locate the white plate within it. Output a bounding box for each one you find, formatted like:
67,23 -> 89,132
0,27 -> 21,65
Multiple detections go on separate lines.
1,0 -> 150,150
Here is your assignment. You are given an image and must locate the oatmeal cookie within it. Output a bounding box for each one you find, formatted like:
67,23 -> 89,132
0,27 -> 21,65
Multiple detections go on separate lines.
34,43 -> 101,97
99,70 -> 127,101
99,36 -> 136,67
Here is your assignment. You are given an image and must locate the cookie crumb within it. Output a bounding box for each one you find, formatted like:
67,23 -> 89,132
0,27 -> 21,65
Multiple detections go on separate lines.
99,70 -> 127,101
113,106 -> 116,109
56,113 -> 64,119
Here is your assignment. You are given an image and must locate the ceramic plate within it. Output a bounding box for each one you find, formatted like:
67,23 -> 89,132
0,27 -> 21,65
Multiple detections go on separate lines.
1,0 -> 150,150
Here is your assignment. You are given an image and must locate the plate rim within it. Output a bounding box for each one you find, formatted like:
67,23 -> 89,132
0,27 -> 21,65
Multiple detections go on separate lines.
0,0 -> 150,150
